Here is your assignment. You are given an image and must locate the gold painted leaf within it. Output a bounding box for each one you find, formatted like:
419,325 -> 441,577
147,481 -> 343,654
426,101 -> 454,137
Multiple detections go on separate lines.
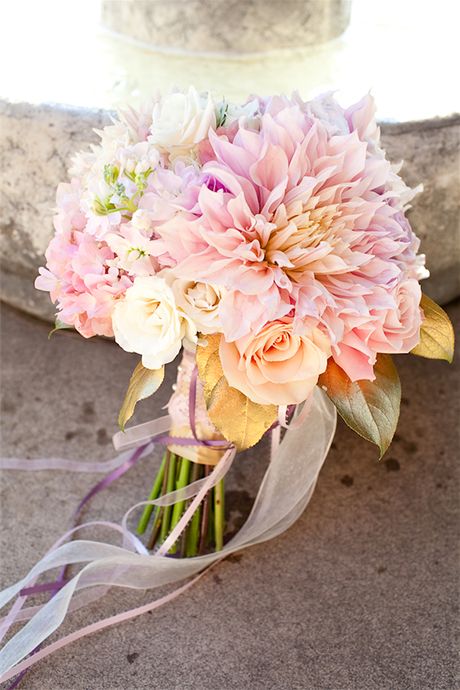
118,362 -> 164,430
411,293 -> 454,363
196,334 -> 277,451
319,354 -> 401,459
207,378 -> 277,451
196,333 -> 224,402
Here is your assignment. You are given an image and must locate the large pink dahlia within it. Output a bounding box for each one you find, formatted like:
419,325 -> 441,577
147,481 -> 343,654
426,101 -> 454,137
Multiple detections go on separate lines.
152,95 -> 425,380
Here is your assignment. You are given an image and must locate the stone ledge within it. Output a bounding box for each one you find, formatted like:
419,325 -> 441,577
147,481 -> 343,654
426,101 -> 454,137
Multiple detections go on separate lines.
101,0 -> 352,54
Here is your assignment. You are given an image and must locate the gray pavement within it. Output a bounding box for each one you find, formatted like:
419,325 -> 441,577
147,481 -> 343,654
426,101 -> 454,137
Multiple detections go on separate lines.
0,301 -> 459,690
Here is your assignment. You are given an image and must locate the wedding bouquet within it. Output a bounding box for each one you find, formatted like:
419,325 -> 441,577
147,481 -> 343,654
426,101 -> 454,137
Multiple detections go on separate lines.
0,87 -> 454,684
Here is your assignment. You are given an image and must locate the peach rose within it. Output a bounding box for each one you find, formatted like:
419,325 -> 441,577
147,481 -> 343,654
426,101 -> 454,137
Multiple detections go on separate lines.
219,320 -> 331,406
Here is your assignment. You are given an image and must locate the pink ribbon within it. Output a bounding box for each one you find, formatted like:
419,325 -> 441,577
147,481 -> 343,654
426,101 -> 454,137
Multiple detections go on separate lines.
0,562 -> 224,686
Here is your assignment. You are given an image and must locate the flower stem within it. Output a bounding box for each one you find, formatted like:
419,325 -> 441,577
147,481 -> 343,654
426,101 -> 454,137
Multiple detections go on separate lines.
184,462 -> 202,557
146,450 -> 171,550
159,453 -> 177,544
214,478 -> 225,551
199,465 -> 211,554
136,452 -> 167,535
146,508 -> 163,550
168,457 -> 191,554
186,503 -> 202,557
207,493 -> 215,546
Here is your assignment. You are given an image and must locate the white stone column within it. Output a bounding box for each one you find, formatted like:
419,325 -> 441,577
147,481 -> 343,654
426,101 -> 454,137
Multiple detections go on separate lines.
101,0 -> 352,54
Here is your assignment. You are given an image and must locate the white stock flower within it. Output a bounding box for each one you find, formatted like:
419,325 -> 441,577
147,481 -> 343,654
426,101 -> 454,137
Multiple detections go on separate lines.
218,98 -> 260,127
116,141 -> 160,175
131,208 -> 155,233
149,87 -> 216,153
105,225 -> 157,277
168,275 -> 225,335
112,276 -> 196,369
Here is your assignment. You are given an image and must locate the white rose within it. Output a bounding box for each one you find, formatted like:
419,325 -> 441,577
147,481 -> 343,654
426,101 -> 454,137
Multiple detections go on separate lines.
149,87 -> 216,153
112,276 -> 196,369
167,274 -> 225,334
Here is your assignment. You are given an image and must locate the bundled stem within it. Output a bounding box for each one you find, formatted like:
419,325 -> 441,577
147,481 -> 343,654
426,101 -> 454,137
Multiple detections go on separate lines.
214,479 -> 225,551
198,465 -> 211,554
137,452 -> 167,535
184,462 -> 202,557
160,453 -> 177,543
140,454 -> 225,556
146,450 -> 171,550
168,457 -> 191,554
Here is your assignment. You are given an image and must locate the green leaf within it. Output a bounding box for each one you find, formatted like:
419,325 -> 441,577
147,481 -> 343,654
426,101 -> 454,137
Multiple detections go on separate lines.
411,293 -> 454,363
196,333 -> 277,451
118,362 -> 164,430
319,354 -> 401,458
48,319 -> 72,339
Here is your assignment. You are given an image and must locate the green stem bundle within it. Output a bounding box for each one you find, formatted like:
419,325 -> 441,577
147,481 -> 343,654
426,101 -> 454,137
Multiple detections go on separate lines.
214,478 -> 225,552
138,454 -> 225,556
160,453 -> 177,543
136,452 -> 167,535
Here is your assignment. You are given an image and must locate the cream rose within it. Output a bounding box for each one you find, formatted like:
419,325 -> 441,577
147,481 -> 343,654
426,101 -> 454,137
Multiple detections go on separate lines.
112,276 -> 196,369
149,87 -> 216,153
219,320 -> 331,406
168,277 -> 224,335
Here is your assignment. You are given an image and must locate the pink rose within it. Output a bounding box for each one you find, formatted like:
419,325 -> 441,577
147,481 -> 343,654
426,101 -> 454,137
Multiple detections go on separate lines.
219,320 -> 331,406
368,279 -> 423,354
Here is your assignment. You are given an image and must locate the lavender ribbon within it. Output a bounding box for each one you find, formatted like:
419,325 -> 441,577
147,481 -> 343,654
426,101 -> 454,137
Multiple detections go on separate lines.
6,442 -> 150,690
0,388 -> 336,686
3,369 -> 234,688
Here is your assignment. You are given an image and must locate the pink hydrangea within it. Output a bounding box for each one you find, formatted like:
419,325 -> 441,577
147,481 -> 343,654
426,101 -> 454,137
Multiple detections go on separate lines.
35,222 -> 132,338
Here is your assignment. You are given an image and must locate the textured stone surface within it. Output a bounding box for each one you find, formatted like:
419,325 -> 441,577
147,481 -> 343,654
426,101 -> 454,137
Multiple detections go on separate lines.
381,116 -> 460,305
0,300 -> 459,689
0,100 -> 458,322
101,0 -> 351,54
0,100 -> 111,321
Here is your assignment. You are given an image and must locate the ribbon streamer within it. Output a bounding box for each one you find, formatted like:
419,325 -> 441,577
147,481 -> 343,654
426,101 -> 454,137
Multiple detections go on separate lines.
0,388 -> 336,683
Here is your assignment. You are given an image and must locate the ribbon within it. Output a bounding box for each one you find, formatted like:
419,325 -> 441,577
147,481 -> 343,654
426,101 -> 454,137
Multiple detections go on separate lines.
0,387 -> 336,683
0,364 -> 228,689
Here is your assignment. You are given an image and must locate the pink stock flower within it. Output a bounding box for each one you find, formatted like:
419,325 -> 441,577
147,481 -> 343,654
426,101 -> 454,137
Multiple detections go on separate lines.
35,224 -> 132,338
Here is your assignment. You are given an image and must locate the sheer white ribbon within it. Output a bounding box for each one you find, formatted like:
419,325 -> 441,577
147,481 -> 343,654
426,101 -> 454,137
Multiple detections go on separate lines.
0,388 -> 336,683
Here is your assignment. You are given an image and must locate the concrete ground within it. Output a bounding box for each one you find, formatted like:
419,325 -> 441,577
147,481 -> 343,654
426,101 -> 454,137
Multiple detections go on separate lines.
0,300 -> 459,690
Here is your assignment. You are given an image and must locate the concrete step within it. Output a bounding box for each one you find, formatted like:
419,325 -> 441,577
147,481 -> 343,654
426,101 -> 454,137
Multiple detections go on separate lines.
1,298 -> 459,689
